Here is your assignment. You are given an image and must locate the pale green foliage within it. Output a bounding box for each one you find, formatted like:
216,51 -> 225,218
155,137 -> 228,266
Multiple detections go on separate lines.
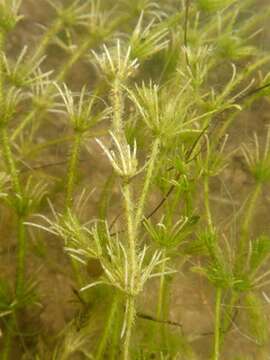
80,224 -> 173,296
55,83 -> 109,132
0,171 -> 9,198
96,132 -> 143,178
243,292 -> 268,345
197,134 -> 231,177
144,215 -> 190,248
128,81 -> 211,142
242,126 -> 270,183
0,0 -> 23,31
129,12 -> 169,61
92,41 -> 139,82
0,86 -> 23,126
197,0 -> 236,12
2,46 -> 51,88
47,0 -> 92,28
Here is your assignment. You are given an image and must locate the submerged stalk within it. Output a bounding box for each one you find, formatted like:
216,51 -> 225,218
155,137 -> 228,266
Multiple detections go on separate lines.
16,216 -> 27,296
135,138 -> 160,227
123,297 -> 136,360
111,78 -> 124,136
204,176 -> 213,232
236,183 -> 261,273
213,288 -> 222,360
0,28 -> 26,360
157,258 -> 166,321
95,293 -> 120,360
30,17 -> 63,65
64,132 -> 84,287
65,133 -> 82,210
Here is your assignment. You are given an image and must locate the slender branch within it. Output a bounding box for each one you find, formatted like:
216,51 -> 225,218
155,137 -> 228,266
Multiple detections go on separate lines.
135,138 -> 160,226
213,288 -> 222,360
30,18 -> 63,66
123,297 -> 135,360
95,293 -> 120,360
65,133 -> 82,210
184,0 -> 190,67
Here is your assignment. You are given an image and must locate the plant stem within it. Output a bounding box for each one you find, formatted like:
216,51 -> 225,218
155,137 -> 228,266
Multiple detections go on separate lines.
157,258 -> 166,321
122,182 -> 137,359
0,28 -> 26,360
65,132 -> 82,210
213,287 -> 222,360
236,183 -> 261,273
156,254 -> 169,347
239,183 -> 261,250
30,18 -> 63,65
0,86 -> 26,298
95,293 -> 120,360
0,118 -> 26,360
11,107 -> 36,141
123,297 -> 136,360
0,316 -> 14,360
111,78 -> 124,136
64,132 -> 85,288
0,31 -> 4,105
110,300 -> 121,360
204,176 -> 213,232
0,29 -> 11,360
0,127 -> 21,194
135,138 -> 160,227
16,216 -> 26,296
122,183 -> 137,292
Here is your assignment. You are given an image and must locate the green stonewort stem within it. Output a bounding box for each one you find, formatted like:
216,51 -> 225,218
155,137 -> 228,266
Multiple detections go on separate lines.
204,176 -> 213,233
157,254 -> 166,321
240,183 -> 261,245
135,138 -> 160,228
56,35 -> 96,82
0,127 -> 21,195
236,183 -> 262,274
26,134 -> 75,155
0,29 -> 12,360
111,78 -> 124,136
11,108 -> 36,141
168,184 -> 182,222
110,299 -> 121,360
184,191 -> 193,217
30,18 -> 63,66
0,31 -> 5,105
122,183 -> 137,292
0,315 -> 15,360
65,132 -> 82,210
64,132 -> 85,287
0,31 -> 25,360
16,216 -> 26,296
123,297 -> 136,360
0,130 -> 26,297
1,333 -> 12,360
95,292 -> 120,360
122,181 -> 137,359
156,254 -> 170,347
212,287 -> 222,360
220,290 -> 237,340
